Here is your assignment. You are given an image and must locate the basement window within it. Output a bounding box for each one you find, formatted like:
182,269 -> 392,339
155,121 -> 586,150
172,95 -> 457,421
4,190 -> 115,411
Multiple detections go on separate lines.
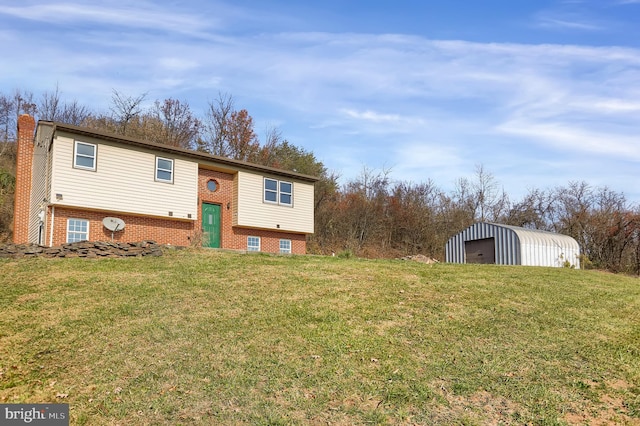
67,218 -> 89,243
247,236 -> 260,252
279,239 -> 291,254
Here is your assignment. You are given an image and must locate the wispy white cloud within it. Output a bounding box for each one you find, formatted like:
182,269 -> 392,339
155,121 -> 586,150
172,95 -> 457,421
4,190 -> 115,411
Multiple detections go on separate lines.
0,2 -> 216,35
496,120 -> 640,160
590,100 -> 640,112
1,1 -> 639,200
535,17 -> 602,31
340,109 -> 428,128
391,142 -> 465,183
342,109 -> 405,123
570,99 -> 640,114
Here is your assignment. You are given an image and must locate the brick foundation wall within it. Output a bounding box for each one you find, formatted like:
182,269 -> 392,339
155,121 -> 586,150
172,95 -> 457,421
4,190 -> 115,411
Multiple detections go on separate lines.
232,227 -> 307,254
50,207 -> 194,246
49,205 -> 307,254
13,115 -> 36,244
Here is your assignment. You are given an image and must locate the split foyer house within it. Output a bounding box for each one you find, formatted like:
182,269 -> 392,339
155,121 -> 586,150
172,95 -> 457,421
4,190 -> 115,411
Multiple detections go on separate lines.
13,115 -> 318,254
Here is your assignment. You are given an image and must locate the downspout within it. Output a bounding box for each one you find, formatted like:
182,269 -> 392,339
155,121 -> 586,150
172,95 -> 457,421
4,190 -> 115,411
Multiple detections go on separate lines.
49,205 -> 55,247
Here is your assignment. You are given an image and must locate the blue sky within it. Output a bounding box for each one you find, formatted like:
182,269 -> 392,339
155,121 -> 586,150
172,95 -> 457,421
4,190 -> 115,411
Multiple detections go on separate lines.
1,0 -> 639,202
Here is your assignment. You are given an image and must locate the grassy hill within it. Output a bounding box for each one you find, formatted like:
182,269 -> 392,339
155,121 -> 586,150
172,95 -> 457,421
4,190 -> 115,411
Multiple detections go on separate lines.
1,250 -> 639,425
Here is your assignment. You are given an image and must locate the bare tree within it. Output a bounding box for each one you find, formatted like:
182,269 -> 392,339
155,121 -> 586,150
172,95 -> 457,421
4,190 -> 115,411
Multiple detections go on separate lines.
0,93 -> 14,145
471,164 -> 507,222
39,85 -> 92,125
39,84 -> 62,121
13,89 -> 37,119
110,89 -> 147,135
0,90 -> 37,154
257,125 -> 284,166
199,92 -> 235,156
447,177 -> 476,230
60,100 -> 92,126
503,188 -> 555,229
150,98 -> 200,149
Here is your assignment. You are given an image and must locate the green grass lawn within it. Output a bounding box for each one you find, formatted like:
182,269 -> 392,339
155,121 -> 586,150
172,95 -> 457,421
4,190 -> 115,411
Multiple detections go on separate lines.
1,249 -> 639,425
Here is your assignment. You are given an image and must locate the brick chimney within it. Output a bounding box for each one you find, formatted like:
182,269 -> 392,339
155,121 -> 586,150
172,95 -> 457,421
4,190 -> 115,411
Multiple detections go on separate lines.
13,114 -> 36,244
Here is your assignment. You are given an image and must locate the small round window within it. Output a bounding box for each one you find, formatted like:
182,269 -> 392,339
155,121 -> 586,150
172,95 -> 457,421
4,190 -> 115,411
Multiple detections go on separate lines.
207,179 -> 218,192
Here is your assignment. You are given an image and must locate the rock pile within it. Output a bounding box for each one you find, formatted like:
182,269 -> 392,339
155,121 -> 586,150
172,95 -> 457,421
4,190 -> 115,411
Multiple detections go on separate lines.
0,241 -> 166,259
398,254 -> 440,264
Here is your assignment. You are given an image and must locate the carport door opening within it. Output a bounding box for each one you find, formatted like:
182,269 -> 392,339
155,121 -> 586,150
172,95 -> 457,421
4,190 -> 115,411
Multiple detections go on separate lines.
465,238 -> 496,264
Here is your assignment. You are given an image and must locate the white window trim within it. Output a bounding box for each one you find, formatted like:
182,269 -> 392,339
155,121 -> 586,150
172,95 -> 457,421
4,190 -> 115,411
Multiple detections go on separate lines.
279,239 -> 292,254
66,218 -> 89,243
279,181 -> 293,206
247,236 -> 261,252
73,141 -> 96,171
155,157 -> 174,183
263,178 -> 293,207
264,178 -> 278,205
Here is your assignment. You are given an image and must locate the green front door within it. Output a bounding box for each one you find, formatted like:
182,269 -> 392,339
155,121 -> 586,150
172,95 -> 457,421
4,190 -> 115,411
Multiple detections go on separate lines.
201,203 -> 221,248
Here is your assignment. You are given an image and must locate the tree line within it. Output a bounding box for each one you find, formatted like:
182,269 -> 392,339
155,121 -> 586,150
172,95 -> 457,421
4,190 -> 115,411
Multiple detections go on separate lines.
1,87 -> 639,274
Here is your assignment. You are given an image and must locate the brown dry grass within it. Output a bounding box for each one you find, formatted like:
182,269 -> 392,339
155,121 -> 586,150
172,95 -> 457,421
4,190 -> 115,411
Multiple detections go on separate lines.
1,249 -> 639,424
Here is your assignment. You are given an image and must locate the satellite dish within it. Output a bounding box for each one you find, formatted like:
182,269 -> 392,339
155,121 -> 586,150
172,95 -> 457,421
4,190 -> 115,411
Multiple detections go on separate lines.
103,217 -> 126,241
103,217 -> 126,232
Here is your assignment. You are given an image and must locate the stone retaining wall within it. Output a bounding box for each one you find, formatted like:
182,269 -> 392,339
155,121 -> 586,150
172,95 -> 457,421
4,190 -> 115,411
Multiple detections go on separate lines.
0,241 -> 169,259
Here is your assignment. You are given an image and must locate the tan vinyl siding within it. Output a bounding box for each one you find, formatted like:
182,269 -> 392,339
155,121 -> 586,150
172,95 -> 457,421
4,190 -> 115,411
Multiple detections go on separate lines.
233,173 -> 239,225
27,126 -> 53,244
235,171 -> 314,234
50,134 -> 198,220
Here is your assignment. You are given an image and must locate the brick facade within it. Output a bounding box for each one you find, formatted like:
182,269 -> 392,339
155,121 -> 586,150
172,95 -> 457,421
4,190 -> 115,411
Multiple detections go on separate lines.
47,205 -> 306,254
13,114 -> 36,244
232,227 -> 307,254
49,207 -> 193,246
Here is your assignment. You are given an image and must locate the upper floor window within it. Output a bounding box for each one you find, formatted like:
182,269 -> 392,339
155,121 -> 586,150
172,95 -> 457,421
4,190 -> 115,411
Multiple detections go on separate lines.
156,157 -> 174,183
74,141 -> 96,170
279,182 -> 292,206
264,178 -> 293,206
207,179 -> 218,192
264,178 -> 278,203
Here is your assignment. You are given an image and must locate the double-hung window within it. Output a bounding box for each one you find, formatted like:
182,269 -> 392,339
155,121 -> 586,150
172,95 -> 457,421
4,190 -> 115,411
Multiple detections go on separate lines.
156,157 -> 174,183
264,178 -> 293,206
264,178 -> 278,203
279,182 -> 292,206
67,219 -> 89,243
74,141 -> 96,170
247,236 -> 261,252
